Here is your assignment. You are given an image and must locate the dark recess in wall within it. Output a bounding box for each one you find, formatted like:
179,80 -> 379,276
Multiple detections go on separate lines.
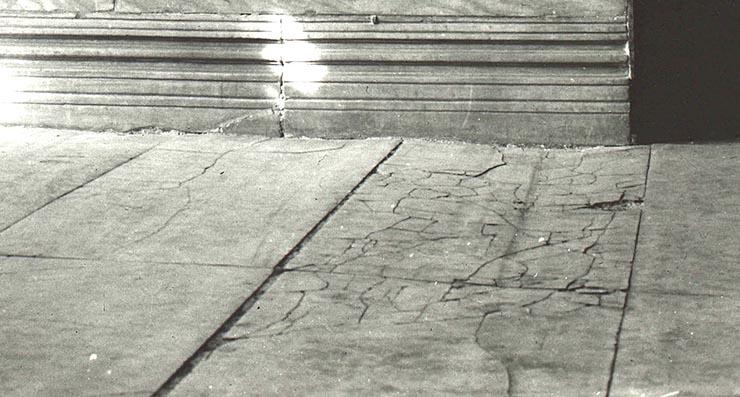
633,0 -> 740,143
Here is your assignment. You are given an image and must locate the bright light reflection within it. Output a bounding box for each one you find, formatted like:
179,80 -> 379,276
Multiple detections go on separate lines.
262,15 -> 327,96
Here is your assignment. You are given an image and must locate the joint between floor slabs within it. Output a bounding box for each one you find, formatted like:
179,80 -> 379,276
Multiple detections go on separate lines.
0,143 -> 160,236
150,139 -> 404,396
605,145 -> 652,396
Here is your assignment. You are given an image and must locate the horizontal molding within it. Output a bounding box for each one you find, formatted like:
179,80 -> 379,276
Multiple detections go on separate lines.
285,110 -> 629,146
0,39 -> 273,62
285,83 -> 629,101
282,64 -> 627,84
6,77 -> 272,97
288,99 -> 628,113
274,44 -> 627,65
0,13 -> 630,144
83,13 -> 626,23
1,104 -> 279,134
284,18 -> 627,43
0,60 -> 277,81
114,0 -> 628,19
5,93 -> 276,108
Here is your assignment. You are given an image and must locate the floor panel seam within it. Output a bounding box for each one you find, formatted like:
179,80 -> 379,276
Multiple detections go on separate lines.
0,144 -> 159,236
150,139 -> 404,396
605,144 -> 652,396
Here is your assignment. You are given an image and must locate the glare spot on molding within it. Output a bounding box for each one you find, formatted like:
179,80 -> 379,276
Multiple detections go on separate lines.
261,16 -> 328,96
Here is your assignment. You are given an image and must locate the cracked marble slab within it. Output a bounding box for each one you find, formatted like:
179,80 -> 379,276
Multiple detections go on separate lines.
287,141 -> 648,294
172,270 -> 624,396
171,140 -> 649,395
171,271 -> 513,396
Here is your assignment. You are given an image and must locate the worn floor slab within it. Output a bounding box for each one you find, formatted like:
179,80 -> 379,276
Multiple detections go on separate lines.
0,257 -> 270,397
612,292 -> 740,397
611,144 -> 740,397
0,129 -> 399,396
0,133 -> 400,266
0,127 -> 162,231
171,140 -> 650,396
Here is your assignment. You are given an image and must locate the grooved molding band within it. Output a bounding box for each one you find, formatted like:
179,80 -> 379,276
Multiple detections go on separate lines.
0,13 -> 630,144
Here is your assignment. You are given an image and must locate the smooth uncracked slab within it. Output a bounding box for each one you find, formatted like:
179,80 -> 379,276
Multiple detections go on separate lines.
0,257 -> 271,397
0,127 -> 162,231
610,292 -> 740,397
611,144 -> 740,396
629,144 -> 740,295
175,318 -> 509,396
632,219 -> 740,295
638,144 -> 740,214
0,135 -> 400,266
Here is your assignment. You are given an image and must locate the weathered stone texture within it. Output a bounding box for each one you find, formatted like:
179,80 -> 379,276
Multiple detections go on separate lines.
0,128 -> 162,231
0,129 -> 400,397
1,13 -> 629,145
0,257 -> 270,396
172,141 -> 649,395
0,135 -> 400,266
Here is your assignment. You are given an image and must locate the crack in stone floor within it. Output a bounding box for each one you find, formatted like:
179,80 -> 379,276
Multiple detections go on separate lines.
164,141 -> 650,396
3,129 -> 738,397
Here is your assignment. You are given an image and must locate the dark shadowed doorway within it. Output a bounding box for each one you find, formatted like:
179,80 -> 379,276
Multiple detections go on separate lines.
632,0 -> 740,143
